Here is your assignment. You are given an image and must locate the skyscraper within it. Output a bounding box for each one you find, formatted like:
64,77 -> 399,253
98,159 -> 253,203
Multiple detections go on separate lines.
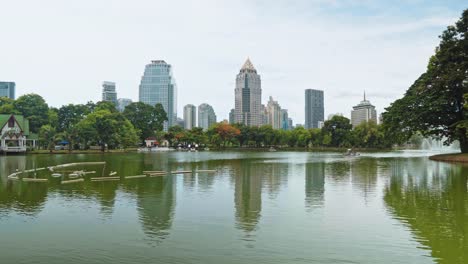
183,104 -> 196,130
234,58 -> 262,127
266,96 -> 282,129
198,103 -> 217,130
305,89 -> 324,129
102,81 -> 117,105
281,109 -> 289,130
229,109 -> 235,124
351,92 -> 377,127
0,82 -> 15,99
117,98 -> 132,112
139,60 -> 177,131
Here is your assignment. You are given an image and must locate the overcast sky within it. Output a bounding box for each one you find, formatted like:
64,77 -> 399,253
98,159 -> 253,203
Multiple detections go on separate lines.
1,0 -> 466,124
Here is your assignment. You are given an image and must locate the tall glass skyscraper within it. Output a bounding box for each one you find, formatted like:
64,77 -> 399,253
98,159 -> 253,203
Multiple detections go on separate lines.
198,103 -> 217,130
234,58 -> 262,126
102,81 -> 117,105
305,89 -> 324,129
183,104 -> 196,130
351,92 -> 377,127
139,60 -> 177,131
0,82 -> 15,99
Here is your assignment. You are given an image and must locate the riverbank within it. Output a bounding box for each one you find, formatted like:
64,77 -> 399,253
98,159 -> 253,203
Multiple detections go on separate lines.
27,148 -> 138,154
429,153 -> 468,163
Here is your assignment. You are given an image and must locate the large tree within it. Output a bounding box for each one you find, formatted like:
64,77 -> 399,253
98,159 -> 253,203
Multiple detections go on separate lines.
14,94 -> 49,133
123,102 -> 168,141
383,9 -> 468,152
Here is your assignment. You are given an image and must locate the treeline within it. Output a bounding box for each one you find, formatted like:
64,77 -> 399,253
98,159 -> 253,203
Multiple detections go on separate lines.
1,94 -> 395,151
166,115 -> 394,149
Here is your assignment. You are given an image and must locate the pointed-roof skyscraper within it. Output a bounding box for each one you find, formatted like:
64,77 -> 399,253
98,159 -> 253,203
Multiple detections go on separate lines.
234,58 -> 262,126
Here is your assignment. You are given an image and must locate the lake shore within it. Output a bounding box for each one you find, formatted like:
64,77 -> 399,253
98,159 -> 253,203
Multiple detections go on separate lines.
429,153 -> 468,163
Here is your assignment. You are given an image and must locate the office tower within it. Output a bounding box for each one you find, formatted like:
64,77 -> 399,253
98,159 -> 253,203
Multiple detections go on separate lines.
183,104 -> 196,130
139,60 -> 177,131
266,96 -> 282,129
229,109 -> 235,124
305,89 -> 324,129
0,82 -> 16,99
281,109 -> 289,130
288,118 -> 293,129
102,81 -> 117,105
351,92 -> 377,127
260,104 -> 268,126
234,58 -> 262,126
176,117 -> 184,128
198,103 -> 217,130
117,98 -> 132,112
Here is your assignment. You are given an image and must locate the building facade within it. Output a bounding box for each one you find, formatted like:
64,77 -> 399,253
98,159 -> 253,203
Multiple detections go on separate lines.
198,103 -> 217,130
281,109 -> 289,130
0,82 -> 15,99
139,60 -> 177,131
234,58 -> 262,127
117,98 -> 132,112
0,114 -> 32,153
305,89 -> 324,129
351,93 -> 377,127
266,96 -> 282,129
183,104 -> 196,130
229,109 -> 235,124
102,81 -> 117,105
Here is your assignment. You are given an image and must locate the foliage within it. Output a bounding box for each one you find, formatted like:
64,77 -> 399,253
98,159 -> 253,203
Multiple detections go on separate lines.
14,94 -> 49,133
123,102 -> 168,141
382,9 -> 468,153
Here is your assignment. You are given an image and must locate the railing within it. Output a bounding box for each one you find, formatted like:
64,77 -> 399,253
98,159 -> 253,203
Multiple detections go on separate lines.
0,146 -> 27,152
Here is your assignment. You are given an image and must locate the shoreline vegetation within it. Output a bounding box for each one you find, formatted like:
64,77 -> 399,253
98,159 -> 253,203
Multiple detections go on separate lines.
429,153 -> 468,163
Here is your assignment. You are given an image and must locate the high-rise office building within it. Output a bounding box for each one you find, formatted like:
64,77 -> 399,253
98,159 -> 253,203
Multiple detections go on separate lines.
183,104 -> 196,130
117,98 -> 132,112
234,58 -> 262,127
0,82 -> 16,99
229,109 -> 235,124
139,60 -> 177,131
305,89 -> 324,129
281,109 -> 289,130
351,92 -> 377,127
198,103 -> 217,130
102,81 -> 117,105
266,96 -> 282,129
288,118 -> 293,129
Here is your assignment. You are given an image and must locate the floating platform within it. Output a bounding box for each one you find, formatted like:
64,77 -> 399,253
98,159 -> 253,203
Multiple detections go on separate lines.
171,171 -> 193,174
62,178 -> 85,184
124,175 -> 146,179
91,177 -> 120,182
22,178 -> 48,183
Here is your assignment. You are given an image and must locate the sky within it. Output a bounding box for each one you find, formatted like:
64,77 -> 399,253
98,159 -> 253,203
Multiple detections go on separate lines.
1,0 -> 466,124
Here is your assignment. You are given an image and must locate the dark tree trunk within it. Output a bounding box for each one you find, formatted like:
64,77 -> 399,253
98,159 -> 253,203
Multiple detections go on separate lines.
459,128 -> 468,153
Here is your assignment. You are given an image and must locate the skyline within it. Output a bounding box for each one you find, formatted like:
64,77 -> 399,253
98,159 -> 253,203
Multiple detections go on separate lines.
1,0 -> 466,123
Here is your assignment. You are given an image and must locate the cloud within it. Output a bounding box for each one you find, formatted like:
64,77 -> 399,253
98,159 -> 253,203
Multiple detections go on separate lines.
0,0 -> 463,124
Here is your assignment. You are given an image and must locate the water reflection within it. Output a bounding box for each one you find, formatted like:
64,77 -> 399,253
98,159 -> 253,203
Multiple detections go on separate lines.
384,159 -> 468,264
305,162 -> 325,209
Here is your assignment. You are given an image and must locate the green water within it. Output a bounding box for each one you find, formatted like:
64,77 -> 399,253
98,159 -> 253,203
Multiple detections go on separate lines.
0,151 -> 467,264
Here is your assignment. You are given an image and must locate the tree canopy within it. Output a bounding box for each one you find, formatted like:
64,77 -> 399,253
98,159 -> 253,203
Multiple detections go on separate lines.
383,9 -> 468,153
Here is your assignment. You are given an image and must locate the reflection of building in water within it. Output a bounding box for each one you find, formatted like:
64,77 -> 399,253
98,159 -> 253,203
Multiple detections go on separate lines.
136,176 -> 176,244
384,160 -> 468,264
262,162 -> 289,198
305,162 -> 325,209
350,158 -> 378,202
233,160 -> 263,233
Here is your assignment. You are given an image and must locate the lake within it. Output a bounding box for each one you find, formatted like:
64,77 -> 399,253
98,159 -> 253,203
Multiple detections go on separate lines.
0,151 -> 467,264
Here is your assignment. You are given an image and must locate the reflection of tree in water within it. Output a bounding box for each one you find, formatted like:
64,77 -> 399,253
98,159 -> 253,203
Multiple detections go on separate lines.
231,159 -> 263,234
0,156 -> 47,217
305,162 -> 325,209
325,161 -> 351,183
384,160 -> 468,264
134,177 -> 176,245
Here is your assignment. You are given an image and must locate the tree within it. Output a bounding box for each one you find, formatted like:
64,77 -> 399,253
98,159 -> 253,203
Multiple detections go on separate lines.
123,102 -> 167,141
39,124 -> 56,152
75,110 -> 139,151
154,103 -> 168,131
383,9 -> 468,153
57,104 -> 90,132
0,97 -> 19,114
322,116 -> 352,147
208,123 -> 240,147
14,94 -> 49,133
